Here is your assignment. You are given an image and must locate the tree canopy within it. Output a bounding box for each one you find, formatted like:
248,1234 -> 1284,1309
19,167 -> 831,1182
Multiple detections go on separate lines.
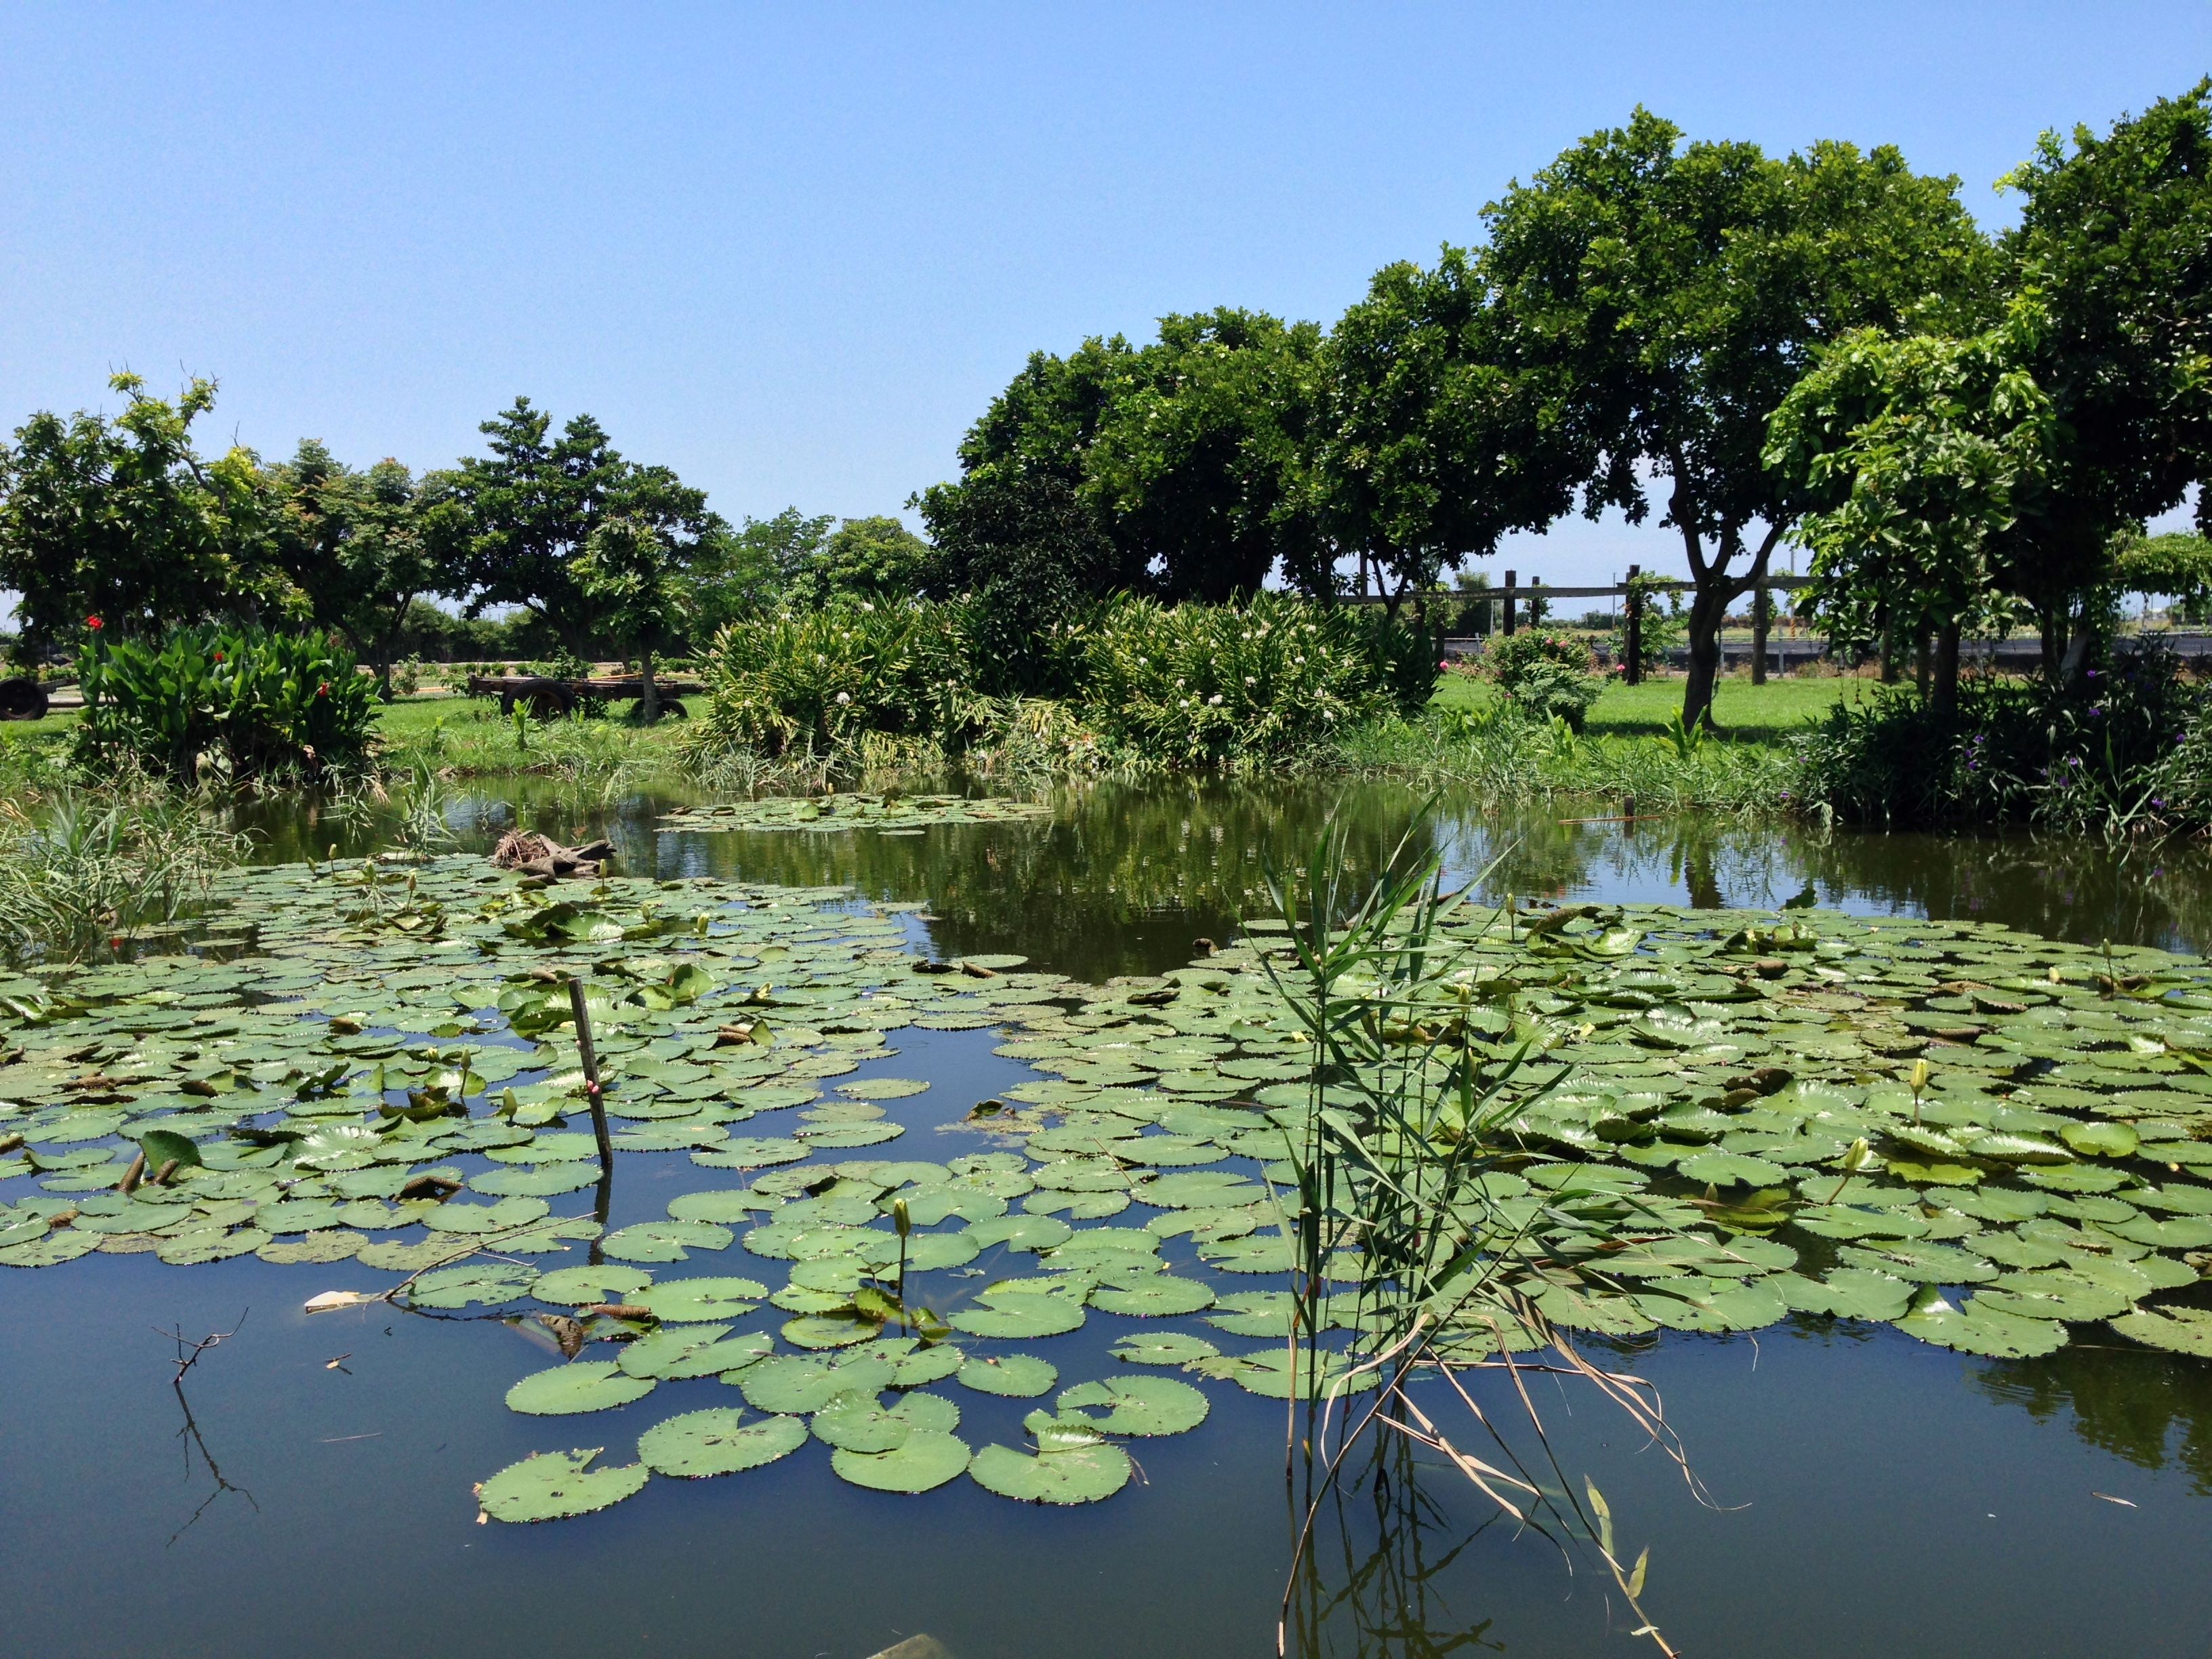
1477,108 -> 1996,728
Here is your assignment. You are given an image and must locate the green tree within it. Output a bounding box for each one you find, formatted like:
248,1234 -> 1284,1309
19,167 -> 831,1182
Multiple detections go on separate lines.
1320,248 -> 1582,613
1086,308 -> 1329,602
1479,110 -> 1995,730
267,440 -> 468,692
684,507 -> 825,635
779,513 -> 930,607
1997,79 -> 2212,671
1766,304 -> 2055,715
571,514 -> 689,721
915,469 -> 1122,695
0,373 -> 283,656
445,398 -> 723,654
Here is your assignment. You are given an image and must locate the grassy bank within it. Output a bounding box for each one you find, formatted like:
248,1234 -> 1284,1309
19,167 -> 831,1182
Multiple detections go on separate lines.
1431,672 -> 1867,741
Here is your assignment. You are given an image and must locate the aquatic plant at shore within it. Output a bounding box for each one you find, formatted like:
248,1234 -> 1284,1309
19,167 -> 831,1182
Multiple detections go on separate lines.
0,786 -> 247,963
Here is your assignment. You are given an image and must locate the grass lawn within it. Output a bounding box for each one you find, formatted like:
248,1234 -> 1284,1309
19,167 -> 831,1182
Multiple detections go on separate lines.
1431,672 -> 1872,743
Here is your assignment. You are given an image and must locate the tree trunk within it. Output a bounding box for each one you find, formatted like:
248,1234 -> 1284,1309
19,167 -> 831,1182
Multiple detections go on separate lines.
1750,586 -> 1771,687
640,647 -> 659,724
1679,580 -> 1732,733
1932,619 -> 1961,720
1915,633 -> 1931,697
1879,611 -> 1900,684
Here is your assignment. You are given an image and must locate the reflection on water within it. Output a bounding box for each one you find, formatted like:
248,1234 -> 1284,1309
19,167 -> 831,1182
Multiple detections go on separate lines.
1977,1347 -> 2212,1499
1288,1436 -> 1507,1659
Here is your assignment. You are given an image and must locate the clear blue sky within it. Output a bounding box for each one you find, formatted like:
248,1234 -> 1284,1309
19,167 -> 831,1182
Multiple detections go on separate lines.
3,3 -> 2209,590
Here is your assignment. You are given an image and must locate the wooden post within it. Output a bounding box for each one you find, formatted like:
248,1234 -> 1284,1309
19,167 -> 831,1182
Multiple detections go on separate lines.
1750,585 -> 1771,686
1502,570 -> 1517,636
569,977 -> 614,1177
1624,565 -> 1643,687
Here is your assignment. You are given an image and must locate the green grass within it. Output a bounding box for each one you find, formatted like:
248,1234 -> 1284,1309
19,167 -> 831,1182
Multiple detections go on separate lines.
1431,672 -> 1869,742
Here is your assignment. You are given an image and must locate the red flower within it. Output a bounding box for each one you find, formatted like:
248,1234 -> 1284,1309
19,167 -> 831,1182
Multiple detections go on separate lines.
85,615 -> 103,631
316,681 -> 330,697
213,651 -> 225,663
108,936 -> 123,950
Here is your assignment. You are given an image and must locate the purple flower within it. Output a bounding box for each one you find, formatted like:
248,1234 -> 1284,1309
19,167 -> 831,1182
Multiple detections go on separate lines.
2089,706 -> 2104,716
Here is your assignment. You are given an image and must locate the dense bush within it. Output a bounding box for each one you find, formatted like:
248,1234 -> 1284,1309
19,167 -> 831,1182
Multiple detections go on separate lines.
1477,630 -> 1603,731
76,626 -> 378,784
1076,591 -> 1435,767
693,601 -> 966,757
1793,648 -> 2212,836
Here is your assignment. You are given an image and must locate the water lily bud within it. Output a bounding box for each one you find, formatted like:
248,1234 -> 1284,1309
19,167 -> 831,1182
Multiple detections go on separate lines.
1839,1136 -> 1872,1172
1909,1059 -> 1931,1094
893,1197 -> 912,1238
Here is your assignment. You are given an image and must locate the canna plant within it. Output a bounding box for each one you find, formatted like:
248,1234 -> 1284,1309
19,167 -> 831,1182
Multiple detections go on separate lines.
75,626 -> 377,785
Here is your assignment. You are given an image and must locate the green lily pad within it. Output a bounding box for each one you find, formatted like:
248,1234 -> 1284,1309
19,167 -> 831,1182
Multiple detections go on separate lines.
957,1353 -> 1059,1397
2109,1305 -> 2212,1356
737,1351 -> 897,1414
600,1220 -> 734,1263
1054,1374 -> 1210,1436
505,1360 -> 657,1416
969,1437 -> 1132,1504
477,1447 -> 648,1521
629,1275 -> 768,1322
534,1265 -> 655,1307
832,1429 -> 972,1494
410,1261 -> 540,1309
1088,1274 -> 1216,1318
638,1408 -> 808,1477
949,1291 -> 1086,1339
1898,1288 -> 2068,1357
619,1326 -> 773,1380
1110,1331 -> 1221,1366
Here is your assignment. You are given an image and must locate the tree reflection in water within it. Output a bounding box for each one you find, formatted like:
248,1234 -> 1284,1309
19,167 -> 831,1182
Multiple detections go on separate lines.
1975,1345 -> 2212,1498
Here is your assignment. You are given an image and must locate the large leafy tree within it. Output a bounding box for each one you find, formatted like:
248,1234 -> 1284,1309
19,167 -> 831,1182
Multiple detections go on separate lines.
571,514 -> 689,721
267,440 -> 469,691
445,398 -> 723,654
783,514 -> 935,607
1996,79 -> 2212,668
0,373 -> 283,656
1766,305 -> 2055,715
1319,247 -> 1584,612
1480,110 -> 1995,729
1085,308 -> 1329,602
916,469 -> 1123,695
922,312 -> 1325,607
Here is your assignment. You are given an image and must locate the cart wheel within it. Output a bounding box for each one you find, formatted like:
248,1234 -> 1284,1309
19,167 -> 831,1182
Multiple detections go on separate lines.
0,678 -> 49,721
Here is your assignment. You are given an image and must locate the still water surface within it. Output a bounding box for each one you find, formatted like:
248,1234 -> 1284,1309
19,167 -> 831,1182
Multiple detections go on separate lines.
6,780 -> 2210,1658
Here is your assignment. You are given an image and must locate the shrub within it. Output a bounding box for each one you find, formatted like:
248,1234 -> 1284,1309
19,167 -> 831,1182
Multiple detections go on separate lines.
75,627 -> 377,785
1077,591 -> 1435,767
694,600 -> 966,758
1479,632 -> 1601,731
1793,648 -> 2211,835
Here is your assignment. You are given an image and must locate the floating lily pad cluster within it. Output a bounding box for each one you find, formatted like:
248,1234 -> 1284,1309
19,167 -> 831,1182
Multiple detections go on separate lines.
658,794 -> 1051,834
3,856 -> 2211,1528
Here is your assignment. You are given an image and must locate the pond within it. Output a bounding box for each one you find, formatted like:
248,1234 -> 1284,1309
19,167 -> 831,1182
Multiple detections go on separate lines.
5,779 -> 2211,1659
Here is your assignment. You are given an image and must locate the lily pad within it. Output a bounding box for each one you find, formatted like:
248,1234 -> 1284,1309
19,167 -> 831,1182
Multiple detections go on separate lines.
831,1429 -> 972,1494
957,1353 -> 1059,1397
638,1408 -> 808,1477
506,1360 -> 657,1416
478,1448 -> 648,1522
970,1439 -> 1132,1504
1054,1375 -> 1210,1436
630,1275 -> 768,1323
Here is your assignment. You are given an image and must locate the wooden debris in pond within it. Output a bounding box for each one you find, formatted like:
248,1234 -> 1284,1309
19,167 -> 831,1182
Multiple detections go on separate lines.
117,1149 -> 146,1193
399,1172 -> 464,1202
491,831 -> 615,881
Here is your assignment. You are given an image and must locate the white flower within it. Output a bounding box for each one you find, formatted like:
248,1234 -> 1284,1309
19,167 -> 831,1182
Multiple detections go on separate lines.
1294,655 -> 1306,665
1208,694 -> 1223,705
1244,676 -> 1256,686
835,691 -> 851,705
